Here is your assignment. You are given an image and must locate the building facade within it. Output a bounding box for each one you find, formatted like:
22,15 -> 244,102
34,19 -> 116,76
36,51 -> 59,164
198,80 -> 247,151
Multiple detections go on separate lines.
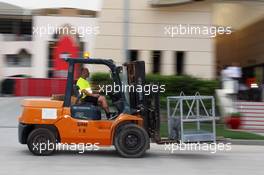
0,4 -> 98,79
1,0 -> 264,81
0,0 -> 217,80
93,0 -> 215,78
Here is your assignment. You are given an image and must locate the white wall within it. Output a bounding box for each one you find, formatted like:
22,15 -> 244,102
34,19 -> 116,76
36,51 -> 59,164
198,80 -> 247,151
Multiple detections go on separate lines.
213,1 -> 264,30
94,0 -> 215,79
1,41 -> 33,54
0,0 -> 103,11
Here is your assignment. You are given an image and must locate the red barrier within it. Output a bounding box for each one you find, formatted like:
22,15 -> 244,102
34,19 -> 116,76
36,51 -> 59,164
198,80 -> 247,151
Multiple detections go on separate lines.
14,78 -> 67,96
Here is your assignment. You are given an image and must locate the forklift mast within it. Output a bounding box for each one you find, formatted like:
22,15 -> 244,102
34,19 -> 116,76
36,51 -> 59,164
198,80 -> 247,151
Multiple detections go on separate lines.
126,61 -> 145,108
124,61 -> 161,141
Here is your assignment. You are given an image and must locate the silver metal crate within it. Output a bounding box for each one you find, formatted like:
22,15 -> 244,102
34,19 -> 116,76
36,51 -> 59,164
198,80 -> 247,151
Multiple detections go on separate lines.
167,92 -> 216,143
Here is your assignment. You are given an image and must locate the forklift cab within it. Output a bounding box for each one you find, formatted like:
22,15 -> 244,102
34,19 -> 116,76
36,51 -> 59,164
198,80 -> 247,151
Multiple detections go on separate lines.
64,58 -> 130,121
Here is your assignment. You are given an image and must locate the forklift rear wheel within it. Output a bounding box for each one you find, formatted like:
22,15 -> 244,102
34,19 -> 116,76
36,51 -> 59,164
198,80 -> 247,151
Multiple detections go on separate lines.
114,123 -> 149,158
27,128 -> 56,156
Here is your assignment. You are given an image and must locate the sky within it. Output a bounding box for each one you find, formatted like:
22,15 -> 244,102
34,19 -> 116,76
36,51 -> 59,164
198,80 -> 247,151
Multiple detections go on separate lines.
0,0 -> 103,11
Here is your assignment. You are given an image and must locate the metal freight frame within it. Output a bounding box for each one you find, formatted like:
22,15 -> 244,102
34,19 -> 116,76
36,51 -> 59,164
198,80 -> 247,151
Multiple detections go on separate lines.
167,92 -> 216,142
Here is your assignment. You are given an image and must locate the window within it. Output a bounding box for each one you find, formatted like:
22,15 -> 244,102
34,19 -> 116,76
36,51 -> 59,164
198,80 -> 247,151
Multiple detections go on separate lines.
175,51 -> 185,75
5,49 -> 32,67
0,18 -> 32,35
5,55 -> 19,67
152,51 -> 161,74
128,50 -> 138,61
0,18 -> 32,41
5,54 -> 31,67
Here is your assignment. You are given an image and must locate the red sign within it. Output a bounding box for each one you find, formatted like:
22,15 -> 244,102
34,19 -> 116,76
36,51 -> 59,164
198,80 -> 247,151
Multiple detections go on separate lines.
53,36 -> 80,78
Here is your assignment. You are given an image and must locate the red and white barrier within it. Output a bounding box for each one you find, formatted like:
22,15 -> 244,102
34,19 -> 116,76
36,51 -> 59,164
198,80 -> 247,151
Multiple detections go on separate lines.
236,102 -> 264,133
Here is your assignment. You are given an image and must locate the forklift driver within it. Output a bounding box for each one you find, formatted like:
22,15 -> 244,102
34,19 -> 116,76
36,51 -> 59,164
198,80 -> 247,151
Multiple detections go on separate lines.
77,67 -> 111,119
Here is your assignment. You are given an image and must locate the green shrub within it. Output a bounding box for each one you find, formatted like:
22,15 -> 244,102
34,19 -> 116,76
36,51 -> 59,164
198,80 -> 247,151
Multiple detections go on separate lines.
90,73 -> 220,109
91,73 -> 219,95
145,74 -> 219,96
90,72 -> 112,85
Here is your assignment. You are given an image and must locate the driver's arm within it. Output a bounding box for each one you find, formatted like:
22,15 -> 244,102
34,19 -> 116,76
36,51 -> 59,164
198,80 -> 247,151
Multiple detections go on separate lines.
81,89 -> 100,98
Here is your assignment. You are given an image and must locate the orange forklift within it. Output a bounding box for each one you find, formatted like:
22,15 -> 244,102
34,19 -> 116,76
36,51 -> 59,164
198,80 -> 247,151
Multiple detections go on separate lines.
18,58 -> 161,158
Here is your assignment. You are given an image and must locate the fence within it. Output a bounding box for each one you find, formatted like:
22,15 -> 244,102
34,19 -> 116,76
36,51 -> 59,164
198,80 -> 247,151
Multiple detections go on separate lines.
14,78 -> 67,96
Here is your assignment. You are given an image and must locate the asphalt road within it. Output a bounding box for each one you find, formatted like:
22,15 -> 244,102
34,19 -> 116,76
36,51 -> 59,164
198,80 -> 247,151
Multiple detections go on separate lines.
0,97 -> 264,175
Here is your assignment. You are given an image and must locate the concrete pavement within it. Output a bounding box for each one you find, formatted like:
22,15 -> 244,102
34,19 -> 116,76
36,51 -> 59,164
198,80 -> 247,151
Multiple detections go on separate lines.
0,97 -> 264,175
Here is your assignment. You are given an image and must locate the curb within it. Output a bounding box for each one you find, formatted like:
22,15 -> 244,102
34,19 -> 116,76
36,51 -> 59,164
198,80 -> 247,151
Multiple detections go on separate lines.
219,138 -> 264,146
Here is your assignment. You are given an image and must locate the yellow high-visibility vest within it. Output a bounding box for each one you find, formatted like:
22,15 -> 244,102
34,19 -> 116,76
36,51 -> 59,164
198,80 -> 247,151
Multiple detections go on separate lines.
76,77 -> 92,98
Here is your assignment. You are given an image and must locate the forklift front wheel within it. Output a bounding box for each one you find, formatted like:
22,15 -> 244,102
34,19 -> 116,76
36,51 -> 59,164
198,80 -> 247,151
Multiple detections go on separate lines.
114,124 -> 149,158
27,128 -> 56,156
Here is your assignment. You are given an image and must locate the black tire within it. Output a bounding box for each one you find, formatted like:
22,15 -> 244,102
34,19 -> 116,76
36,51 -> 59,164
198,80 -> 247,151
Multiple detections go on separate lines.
114,124 -> 149,158
27,128 -> 56,156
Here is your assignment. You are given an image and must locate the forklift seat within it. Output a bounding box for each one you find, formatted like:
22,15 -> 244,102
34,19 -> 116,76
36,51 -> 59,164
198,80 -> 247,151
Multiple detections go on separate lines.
71,103 -> 101,120
71,85 -> 101,120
